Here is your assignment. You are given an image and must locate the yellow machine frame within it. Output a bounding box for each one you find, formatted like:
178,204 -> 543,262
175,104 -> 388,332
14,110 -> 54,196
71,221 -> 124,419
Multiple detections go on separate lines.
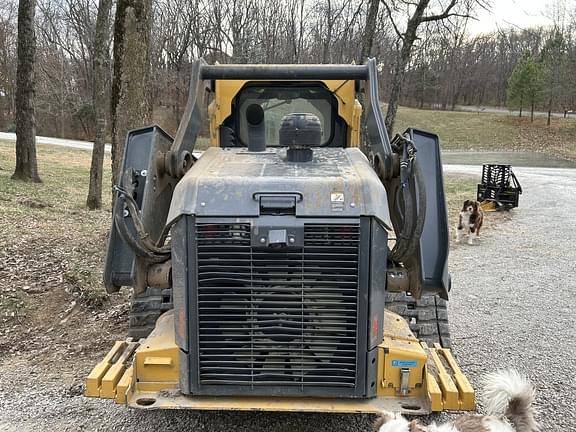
86,310 -> 474,414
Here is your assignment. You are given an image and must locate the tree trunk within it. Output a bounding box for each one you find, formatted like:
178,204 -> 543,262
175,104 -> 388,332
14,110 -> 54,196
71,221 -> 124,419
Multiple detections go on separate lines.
87,0 -> 112,210
12,0 -> 41,183
519,94 -> 523,117
385,34 -> 418,136
530,99 -> 534,122
360,0 -> 379,62
110,0 -> 153,189
384,0 -> 431,136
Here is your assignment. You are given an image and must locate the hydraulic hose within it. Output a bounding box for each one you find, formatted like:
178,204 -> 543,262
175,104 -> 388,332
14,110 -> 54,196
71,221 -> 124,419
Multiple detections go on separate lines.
389,136 -> 427,264
113,186 -> 171,263
389,144 -> 415,261
114,207 -> 167,262
400,160 -> 426,262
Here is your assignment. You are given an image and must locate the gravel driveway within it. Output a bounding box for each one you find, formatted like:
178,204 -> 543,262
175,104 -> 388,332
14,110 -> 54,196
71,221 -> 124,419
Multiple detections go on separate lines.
1,164 -> 575,432
442,165 -> 576,431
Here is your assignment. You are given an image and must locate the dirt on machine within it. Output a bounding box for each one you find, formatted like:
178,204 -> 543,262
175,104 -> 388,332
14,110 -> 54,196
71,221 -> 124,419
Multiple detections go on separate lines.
85,59 -> 474,416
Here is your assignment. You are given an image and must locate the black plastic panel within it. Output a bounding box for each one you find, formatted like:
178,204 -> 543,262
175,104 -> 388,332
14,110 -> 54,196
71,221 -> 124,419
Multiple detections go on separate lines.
407,128 -> 450,299
103,126 -> 177,292
368,218 -> 388,350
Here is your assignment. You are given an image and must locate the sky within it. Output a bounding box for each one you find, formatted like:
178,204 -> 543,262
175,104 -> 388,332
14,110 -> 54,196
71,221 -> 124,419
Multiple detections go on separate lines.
468,0 -> 559,34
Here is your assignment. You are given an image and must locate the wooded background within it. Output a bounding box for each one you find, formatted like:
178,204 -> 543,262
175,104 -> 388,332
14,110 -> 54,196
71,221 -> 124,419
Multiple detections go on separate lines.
1,0 -> 575,141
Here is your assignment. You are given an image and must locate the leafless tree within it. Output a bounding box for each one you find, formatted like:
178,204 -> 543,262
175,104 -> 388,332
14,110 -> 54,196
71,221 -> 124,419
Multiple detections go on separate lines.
3,0 -> 576,159
285,0 -> 307,62
380,0 -> 485,135
110,0 -> 153,187
360,0 -> 379,61
86,0 -> 112,210
35,0 -> 97,138
0,1 -> 18,132
13,0 -> 41,182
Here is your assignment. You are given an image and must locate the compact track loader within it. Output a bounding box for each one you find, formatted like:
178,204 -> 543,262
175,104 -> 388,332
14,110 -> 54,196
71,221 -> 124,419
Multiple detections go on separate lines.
86,59 -> 475,415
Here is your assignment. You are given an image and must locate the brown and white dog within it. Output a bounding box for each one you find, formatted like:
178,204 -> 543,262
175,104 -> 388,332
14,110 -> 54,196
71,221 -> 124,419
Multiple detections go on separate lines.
374,369 -> 540,432
456,200 -> 484,245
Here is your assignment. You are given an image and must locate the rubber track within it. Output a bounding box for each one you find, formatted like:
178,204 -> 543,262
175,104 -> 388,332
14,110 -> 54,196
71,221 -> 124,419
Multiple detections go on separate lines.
385,292 -> 451,348
128,287 -> 172,339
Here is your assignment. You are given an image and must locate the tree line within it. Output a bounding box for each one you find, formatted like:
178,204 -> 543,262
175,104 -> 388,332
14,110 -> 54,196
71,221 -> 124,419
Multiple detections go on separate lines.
2,0 -> 575,207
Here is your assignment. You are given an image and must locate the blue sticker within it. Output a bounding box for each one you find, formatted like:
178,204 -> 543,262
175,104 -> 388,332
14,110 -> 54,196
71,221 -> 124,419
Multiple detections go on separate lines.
392,360 -> 417,368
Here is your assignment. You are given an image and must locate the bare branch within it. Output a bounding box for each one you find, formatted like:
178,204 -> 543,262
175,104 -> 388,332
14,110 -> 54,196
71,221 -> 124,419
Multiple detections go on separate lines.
420,0 -> 458,22
421,12 -> 475,22
380,1 -> 404,40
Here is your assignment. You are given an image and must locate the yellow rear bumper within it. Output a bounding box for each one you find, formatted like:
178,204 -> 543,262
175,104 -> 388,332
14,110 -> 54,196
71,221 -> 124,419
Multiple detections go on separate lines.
86,311 -> 475,415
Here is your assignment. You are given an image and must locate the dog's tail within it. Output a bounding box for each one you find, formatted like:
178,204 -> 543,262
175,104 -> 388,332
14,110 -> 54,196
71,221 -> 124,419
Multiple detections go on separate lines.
482,369 -> 540,432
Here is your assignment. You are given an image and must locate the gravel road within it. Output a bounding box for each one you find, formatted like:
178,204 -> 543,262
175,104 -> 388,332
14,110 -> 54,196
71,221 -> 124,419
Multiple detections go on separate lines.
1,165 -> 575,432
442,165 -> 576,431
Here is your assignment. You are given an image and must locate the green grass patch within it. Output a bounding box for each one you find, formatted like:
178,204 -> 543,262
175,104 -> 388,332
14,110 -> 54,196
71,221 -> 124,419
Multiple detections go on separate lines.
394,106 -> 576,160
0,142 -> 112,210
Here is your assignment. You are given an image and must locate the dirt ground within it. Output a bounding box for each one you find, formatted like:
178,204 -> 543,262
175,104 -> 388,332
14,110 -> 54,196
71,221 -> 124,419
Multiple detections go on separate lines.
1,160 -> 575,431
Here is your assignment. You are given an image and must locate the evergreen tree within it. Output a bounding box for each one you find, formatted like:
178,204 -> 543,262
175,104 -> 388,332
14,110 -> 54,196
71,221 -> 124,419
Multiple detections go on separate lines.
507,52 -> 543,121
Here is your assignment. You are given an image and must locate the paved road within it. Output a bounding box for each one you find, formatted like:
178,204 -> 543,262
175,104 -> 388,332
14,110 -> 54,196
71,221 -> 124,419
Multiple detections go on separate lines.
0,133 -> 210,159
453,104 -> 576,119
4,131 -> 576,171
442,151 -> 576,168
0,132 -> 111,153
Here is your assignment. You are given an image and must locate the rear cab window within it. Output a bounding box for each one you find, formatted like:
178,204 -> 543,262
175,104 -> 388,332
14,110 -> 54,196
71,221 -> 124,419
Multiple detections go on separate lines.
235,84 -> 335,147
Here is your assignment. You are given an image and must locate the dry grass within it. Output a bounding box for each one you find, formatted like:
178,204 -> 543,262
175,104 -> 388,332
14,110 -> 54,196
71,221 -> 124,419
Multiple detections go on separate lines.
0,140 -> 132,363
0,141 -> 114,321
394,106 -> 576,160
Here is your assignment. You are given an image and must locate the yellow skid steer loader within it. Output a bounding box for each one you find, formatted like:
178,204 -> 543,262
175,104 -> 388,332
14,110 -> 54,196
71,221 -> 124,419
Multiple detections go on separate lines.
86,59 -> 475,416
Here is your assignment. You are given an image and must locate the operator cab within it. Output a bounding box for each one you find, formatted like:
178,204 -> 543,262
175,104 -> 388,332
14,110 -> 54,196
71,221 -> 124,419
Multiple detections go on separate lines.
218,83 -> 346,148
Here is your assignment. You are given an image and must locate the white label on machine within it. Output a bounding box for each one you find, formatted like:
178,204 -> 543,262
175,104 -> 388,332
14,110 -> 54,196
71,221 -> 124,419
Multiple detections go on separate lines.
331,192 -> 344,211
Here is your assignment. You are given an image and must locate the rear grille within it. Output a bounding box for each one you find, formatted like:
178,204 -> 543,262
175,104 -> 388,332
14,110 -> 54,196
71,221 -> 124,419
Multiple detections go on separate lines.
195,222 -> 360,389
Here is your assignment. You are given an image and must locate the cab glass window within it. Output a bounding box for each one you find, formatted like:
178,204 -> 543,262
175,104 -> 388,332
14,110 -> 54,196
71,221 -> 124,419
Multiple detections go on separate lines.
236,85 -> 334,146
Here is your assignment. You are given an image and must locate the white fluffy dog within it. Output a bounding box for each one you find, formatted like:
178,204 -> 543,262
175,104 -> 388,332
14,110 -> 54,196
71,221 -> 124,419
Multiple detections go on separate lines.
374,369 -> 539,432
